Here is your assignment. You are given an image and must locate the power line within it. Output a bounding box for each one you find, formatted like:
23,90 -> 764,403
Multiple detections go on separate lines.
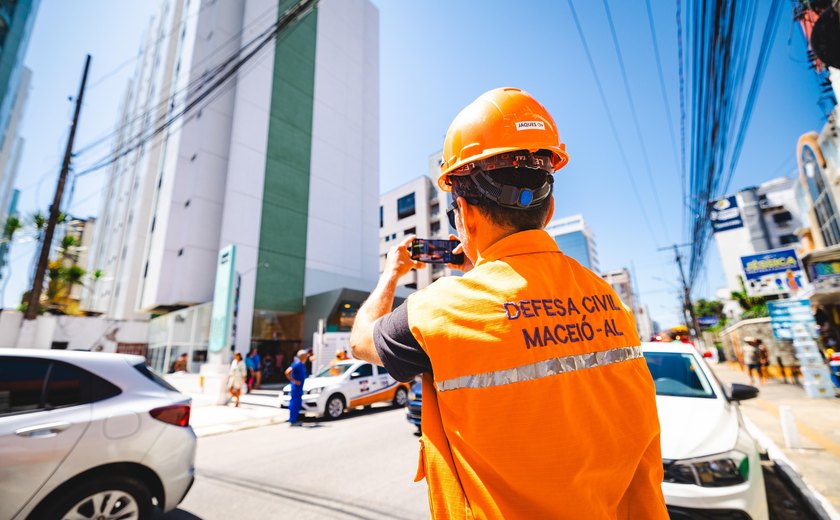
601,0 -> 671,241
565,0 -> 663,247
73,0 -> 317,179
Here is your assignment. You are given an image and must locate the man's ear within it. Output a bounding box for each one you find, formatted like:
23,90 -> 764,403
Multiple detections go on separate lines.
458,196 -> 479,235
544,196 -> 555,227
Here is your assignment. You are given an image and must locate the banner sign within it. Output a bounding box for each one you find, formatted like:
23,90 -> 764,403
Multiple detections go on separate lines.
808,260 -> 840,291
209,245 -> 236,353
710,196 -> 743,233
740,248 -> 804,296
767,299 -> 815,340
697,316 -> 719,328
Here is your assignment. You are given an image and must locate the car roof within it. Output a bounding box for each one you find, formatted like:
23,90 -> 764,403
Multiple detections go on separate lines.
0,348 -> 146,365
641,342 -> 698,354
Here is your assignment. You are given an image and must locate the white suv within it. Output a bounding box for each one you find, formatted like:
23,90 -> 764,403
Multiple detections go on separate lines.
280,360 -> 410,419
0,349 -> 196,520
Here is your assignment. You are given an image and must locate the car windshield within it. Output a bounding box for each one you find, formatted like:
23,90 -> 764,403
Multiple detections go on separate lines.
643,352 -> 715,398
316,363 -> 355,378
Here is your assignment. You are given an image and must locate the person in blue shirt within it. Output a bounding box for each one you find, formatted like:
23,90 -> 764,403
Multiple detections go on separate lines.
285,349 -> 309,426
248,348 -> 262,389
244,352 -> 257,393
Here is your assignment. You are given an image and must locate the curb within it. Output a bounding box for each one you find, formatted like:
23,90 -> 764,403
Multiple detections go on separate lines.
774,461 -> 836,520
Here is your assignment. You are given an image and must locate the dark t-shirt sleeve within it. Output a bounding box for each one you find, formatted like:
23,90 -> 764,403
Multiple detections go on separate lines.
373,301 -> 432,382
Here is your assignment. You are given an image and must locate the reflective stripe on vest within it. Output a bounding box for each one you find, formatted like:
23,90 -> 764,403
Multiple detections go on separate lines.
435,345 -> 643,392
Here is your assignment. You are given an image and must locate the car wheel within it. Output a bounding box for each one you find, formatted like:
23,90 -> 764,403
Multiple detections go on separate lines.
42,476 -> 152,520
393,386 -> 408,407
326,394 -> 345,420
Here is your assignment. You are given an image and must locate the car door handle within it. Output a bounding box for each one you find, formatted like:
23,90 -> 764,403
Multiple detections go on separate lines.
15,422 -> 72,438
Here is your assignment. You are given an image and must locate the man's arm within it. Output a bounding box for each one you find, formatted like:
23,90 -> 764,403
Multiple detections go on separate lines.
285,365 -> 298,385
351,235 -> 423,365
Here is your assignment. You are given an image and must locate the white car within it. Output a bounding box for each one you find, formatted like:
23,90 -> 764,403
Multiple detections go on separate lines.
643,342 -> 768,520
280,359 -> 410,419
0,349 -> 196,520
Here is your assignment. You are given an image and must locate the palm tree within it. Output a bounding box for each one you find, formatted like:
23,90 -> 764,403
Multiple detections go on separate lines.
0,215 -> 21,307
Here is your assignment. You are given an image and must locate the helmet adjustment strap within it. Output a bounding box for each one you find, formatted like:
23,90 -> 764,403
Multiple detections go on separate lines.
470,168 -> 553,209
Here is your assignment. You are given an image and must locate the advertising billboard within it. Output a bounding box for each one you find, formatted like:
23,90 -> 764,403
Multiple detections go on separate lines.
767,299 -> 815,340
808,260 -> 840,292
710,196 -> 743,233
739,248 -> 804,296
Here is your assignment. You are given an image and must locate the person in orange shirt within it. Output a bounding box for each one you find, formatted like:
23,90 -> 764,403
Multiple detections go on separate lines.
350,88 -> 667,519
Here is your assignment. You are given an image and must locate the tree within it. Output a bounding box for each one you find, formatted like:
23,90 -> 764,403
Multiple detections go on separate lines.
730,276 -> 768,319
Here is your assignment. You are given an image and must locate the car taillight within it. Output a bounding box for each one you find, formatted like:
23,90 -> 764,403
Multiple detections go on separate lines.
150,404 -> 191,427
702,351 -> 713,358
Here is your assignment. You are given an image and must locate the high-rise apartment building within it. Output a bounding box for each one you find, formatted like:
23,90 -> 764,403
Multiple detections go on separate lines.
711,177 -> 805,293
602,267 -> 652,340
545,214 -> 599,273
85,0 -> 379,367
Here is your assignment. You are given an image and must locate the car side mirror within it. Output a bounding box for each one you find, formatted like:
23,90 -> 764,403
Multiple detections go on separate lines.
351,372 -> 361,379
729,383 -> 759,401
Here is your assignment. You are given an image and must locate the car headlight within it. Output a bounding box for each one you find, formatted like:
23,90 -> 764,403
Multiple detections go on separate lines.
305,388 -> 321,396
408,391 -> 416,401
666,450 -> 749,487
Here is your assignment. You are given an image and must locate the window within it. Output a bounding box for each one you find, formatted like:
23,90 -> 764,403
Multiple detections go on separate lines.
431,221 -> 441,234
404,227 -> 416,236
377,365 -> 390,376
397,193 -> 416,219
133,363 -> 179,392
643,352 -> 714,398
431,203 -> 439,215
772,211 -> 792,225
45,362 -> 84,409
379,206 -> 383,228
351,364 -> 374,379
0,358 -> 50,415
384,235 -> 389,242
392,233 -> 397,240
779,234 -> 799,245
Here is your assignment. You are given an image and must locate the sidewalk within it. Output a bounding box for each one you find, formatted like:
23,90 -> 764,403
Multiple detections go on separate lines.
710,362 -> 840,516
188,388 -> 289,437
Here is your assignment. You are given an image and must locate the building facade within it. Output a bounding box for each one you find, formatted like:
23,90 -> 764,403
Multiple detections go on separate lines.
545,214 -> 599,273
84,0 -> 379,370
711,177 -> 806,294
601,267 -> 653,340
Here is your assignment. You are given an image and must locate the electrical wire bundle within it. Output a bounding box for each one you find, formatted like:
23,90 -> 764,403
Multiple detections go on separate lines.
681,0 -> 783,289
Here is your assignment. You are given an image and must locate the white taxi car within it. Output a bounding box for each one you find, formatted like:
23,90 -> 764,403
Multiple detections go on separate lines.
280,360 -> 410,419
644,342 -> 768,520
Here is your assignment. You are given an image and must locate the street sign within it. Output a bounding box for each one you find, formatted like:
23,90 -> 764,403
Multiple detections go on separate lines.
208,245 -> 236,353
740,248 -> 805,297
697,316 -> 719,328
767,299 -> 815,340
710,196 -> 743,233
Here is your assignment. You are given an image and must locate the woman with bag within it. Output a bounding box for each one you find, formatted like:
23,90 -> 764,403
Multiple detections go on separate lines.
228,352 -> 247,407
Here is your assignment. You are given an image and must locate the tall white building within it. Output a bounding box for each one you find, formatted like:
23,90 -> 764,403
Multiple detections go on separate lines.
85,0 -> 379,367
711,177 -> 805,293
0,66 -> 29,221
545,214 -> 599,273
602,267 -> 652,340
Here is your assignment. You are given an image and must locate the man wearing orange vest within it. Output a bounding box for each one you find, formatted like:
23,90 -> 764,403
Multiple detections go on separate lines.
351,87 -> 667,519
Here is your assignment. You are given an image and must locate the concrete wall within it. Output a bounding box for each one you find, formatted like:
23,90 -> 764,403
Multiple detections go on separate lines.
719,317 -> 797,368
0,311 -> 148,351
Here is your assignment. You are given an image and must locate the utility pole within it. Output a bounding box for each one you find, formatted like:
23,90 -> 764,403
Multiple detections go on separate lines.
24,55 -> 91,320
658,243 -> 702,342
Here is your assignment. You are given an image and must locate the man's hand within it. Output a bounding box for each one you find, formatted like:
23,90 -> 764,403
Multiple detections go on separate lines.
385,235 -> 425,279
447,233 -> 474,273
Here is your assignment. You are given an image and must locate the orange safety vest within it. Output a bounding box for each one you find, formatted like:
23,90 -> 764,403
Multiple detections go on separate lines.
407,230 -> 667,519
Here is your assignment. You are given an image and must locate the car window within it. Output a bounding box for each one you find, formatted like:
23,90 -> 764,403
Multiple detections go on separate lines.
377,365 -> 390,376
352,364 -> 373,378
643,352 -> 715,398
133,363 -> 179,392
45,362 -> 84,409
0,358 -> 50,415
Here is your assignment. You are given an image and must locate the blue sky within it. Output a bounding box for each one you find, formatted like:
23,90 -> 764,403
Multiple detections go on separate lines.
6,0 -> 827,329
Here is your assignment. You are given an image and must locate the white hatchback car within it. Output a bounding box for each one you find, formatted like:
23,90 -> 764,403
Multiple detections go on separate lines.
643,342 -> 768,520
0,349 -> 196,520
280,359 -> 410,419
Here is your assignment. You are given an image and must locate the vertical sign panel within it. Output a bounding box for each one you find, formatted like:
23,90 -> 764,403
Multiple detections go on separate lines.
209,245 -> 236,352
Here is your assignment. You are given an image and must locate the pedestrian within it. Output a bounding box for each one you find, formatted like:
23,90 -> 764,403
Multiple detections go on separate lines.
285,349 -> 309,427
171,353 -> 189,373
756,338 -> 769,384
248,347 -> 262,389
776,353 -> 789,384
227,352 -> 247,407
349,87 -> 667,519
742,336 -> 761,385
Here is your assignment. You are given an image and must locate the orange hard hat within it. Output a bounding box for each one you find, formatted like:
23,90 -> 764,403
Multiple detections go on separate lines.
438,87 -> 569,191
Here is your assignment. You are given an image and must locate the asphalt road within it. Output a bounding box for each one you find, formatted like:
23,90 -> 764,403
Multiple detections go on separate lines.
164,405 -> 428,520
